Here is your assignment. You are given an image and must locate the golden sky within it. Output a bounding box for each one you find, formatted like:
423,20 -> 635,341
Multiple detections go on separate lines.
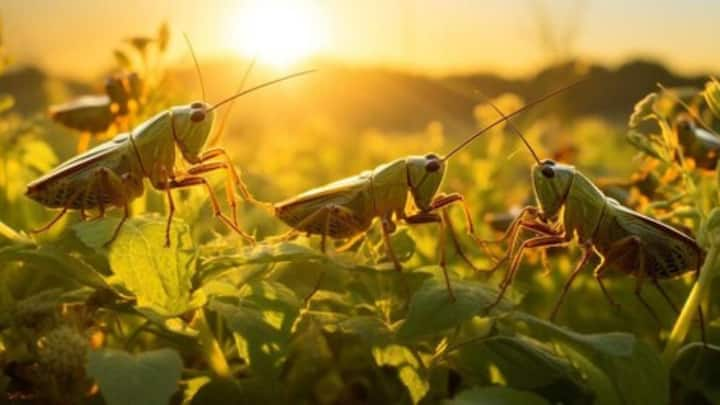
3,0 -> 719,79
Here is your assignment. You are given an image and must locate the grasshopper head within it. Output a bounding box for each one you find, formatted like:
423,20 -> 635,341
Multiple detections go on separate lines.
406,154 -> 446,211
532,159 -> 574,218
172,101 -> 215,161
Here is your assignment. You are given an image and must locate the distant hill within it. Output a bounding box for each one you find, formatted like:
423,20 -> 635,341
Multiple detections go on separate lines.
1,59 -> 711,135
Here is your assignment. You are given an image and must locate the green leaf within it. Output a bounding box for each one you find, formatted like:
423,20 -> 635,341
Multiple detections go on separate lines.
87,348 -> 182,405
628,92 -> 658,128
200,242 -> 324,281
670,343 -> 720,404
452,336 -> 593,404
705,78 -> 720,119
372,345 -> 429,404
0,220 -> 33,246
0,245 -> 109,289
446,387 -> 549,405
209,281 -> 300,378
510,313 -> 668,405
397,277 -> 510,340
98,216 -> 196,316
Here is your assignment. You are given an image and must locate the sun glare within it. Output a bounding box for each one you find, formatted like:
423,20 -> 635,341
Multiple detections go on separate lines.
229,1 -> 328,68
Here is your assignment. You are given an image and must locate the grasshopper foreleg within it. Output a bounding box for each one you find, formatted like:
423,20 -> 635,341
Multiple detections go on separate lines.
550,243 -> 594,320
158,175 -> 255,245
186,161 -> 240,226
198,148 -> 260,206
489,234 -> 570,310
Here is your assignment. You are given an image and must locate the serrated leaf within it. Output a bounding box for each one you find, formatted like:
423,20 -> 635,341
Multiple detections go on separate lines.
95,216 -> 196,316
397,277 -> 510,340
87,348 -> 182,405
446,386 -> 549,405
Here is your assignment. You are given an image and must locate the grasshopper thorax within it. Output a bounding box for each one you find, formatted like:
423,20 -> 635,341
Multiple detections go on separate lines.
532,159 -> 575,218
171,101 -> 215,162
406,153 -> 445,211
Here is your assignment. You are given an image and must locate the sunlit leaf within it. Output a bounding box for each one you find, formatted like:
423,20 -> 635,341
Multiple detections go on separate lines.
86,215 -> 197,316
209,281 -> 300,378
372,344 -> 429,404
397,276 -> 510,340
705,78 -> 720,119
628,92 -> 658,128
447,386 -> 549,405
87,348 -> 182,405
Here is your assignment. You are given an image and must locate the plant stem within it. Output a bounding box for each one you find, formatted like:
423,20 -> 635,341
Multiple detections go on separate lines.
662,245 -> 719,366
195,309 -> 231,378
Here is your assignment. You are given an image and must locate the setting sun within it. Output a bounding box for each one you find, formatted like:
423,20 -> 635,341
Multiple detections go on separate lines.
228,1 -> 328,67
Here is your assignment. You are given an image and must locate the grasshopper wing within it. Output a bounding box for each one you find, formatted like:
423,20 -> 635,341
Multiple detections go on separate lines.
275,172 -> 374,237
27,133 -> 132,189
611,202 -> 703,278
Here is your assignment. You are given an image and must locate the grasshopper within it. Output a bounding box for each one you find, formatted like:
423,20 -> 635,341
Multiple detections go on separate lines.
50,72 -> 144,152
482,100 -> 706,330
27,70 -> 313,246
270,84 -> 580,301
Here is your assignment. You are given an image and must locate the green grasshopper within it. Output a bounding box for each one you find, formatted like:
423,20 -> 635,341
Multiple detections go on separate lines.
482,100 -> 706,330
27,70 -> 313,246
270,84 -> 580,301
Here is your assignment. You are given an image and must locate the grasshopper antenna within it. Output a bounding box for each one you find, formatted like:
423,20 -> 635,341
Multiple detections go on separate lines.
209,70 -> 315,112
477,91 -> 542,164
208,55 -> 258,147
183,32 -> 207,102
442,78 -> 588,161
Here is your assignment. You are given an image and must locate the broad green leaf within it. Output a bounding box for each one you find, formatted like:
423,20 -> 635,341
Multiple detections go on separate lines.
670,343 -> 720,404
705,78 -> 720,119
0,245 -> 109,289
452,336 -> 593,404
379,227 -> 416,263
510,313 -> 668,405
373,345 -> 429,404
397,277 -> 510,340
190,377 -> 286,404
200,242 -> 324,281
209,281 -> 300,378
87,348 -> 182,405
446,386 -> 549,405
101,216 -> 196,316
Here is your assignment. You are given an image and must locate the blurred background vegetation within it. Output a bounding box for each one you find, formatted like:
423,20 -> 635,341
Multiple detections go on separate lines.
1,1 -> 719,403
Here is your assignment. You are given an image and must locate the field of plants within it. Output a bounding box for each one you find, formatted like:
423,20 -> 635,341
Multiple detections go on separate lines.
2,20 -> 720,405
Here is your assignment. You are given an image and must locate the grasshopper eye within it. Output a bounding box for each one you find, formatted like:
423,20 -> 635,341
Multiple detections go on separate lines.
425,159 -> 441,172
190,102 -> 204,109
190,110 -> 206,123
541,165 -> 555,178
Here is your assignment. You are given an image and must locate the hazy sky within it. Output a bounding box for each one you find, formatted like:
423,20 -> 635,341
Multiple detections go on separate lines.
2,0 -> 719,79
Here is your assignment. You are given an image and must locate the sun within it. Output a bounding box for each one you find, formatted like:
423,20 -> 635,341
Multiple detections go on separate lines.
228,1 -> 328,68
